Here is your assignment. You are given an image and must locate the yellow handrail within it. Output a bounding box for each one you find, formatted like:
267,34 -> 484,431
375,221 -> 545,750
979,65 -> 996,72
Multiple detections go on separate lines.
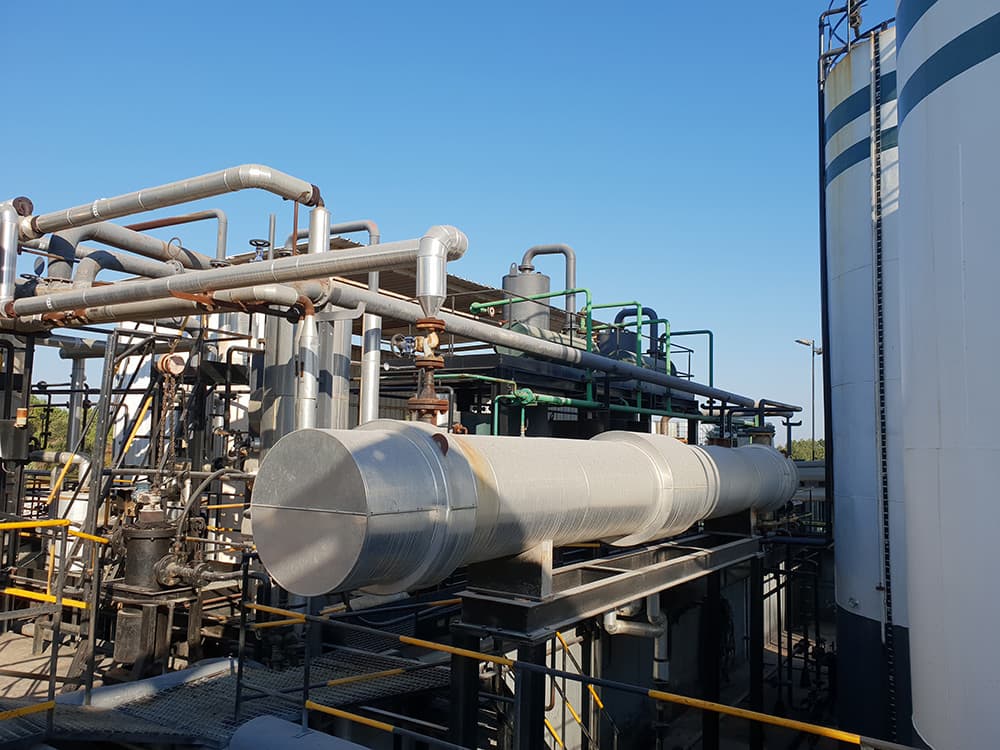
258,602 -> 892,748
0,700 -> 55,721
0,519 -> 69,531
249,617 -> 304,630
544,718 -> 565,748
44,456 -> 77,507
306,700 -> 392,731
326,668 -> 406,688
68,529 -> 109,545
2,587 -> 87,610
647,687 -> 861,744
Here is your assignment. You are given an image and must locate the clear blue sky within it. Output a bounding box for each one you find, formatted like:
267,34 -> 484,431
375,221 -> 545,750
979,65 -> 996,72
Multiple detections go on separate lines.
2,1 -> 898,441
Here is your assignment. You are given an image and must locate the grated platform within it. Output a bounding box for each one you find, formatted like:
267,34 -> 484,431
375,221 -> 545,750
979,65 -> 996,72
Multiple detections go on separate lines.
0,647 -> 449,748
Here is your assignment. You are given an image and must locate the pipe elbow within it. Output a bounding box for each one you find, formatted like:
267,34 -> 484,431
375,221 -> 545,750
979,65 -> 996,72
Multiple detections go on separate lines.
520,243 -> 576,269
329,220 -> 381,246
603,609 -> 663,638
72,257 -> 101,288
210,209 -> 228,259
422,225 -> 468,260
233,164 -> 274,190
231,164 -> 322,207
360,220 -> 380,245
417,226 -> 467,318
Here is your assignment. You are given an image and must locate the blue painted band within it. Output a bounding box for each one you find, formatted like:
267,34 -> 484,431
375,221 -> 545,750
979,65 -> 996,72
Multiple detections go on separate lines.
825,71 -> 897,144
825,126 -> 898,187
899,11 -> 1000,123
896,0 -> 938,45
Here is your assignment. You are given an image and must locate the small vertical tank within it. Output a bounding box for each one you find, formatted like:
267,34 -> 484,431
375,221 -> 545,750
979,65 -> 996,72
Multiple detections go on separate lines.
502,264 -> 550,329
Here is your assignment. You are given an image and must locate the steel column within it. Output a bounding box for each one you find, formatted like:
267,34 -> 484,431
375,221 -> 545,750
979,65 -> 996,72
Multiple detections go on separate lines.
449,631 -> 481,748
514,643 -> 547,750
749,555 -> 764,750
701,571 -> 721,750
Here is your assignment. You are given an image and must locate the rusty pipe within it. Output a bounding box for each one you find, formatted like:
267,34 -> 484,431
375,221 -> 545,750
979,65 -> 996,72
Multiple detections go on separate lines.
125,209 -> 228,259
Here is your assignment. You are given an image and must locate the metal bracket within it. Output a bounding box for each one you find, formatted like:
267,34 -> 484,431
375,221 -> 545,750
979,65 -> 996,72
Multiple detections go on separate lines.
315,301 -> 365,323
467,540 -> 553,600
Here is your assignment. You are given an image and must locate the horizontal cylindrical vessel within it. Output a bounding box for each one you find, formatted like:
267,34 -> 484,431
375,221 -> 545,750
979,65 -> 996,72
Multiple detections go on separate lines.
251,421 -> 797,596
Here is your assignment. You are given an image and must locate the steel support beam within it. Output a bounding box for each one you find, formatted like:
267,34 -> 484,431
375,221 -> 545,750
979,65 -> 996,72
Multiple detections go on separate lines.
750,554 -> 765,750
457,535 -> 759,642
450,631 -> 481,748
513,643 -> 547,750
702,571 -> 721,750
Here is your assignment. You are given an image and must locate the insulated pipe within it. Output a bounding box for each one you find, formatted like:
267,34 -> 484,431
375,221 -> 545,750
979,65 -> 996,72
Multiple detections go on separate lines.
648,594 -> 669,682
286,219 -> 384,425
46,334 -> 196,359
124,209 -> 228,259
25,283 -> 310,328
29,450 -> 90,471
295,311 -> 319,430
0,203 -> 19,309
416,226 -> 461,318
295,207 -> 331,430
603,610 -> 662,638
29,450 -> 91,487
603,601 -> 669,682
261,311 -> 295,456
38,222 -> 215,282
8,228 -> 467,318
338,222 -> 380,425
251,421 -> 798,596
66,358 -> 86,451
324,281 -> 755,407
73,247 -> 180,285
520,244 -> 577,328
318,314 -> 353,430
18,164 -> 321,240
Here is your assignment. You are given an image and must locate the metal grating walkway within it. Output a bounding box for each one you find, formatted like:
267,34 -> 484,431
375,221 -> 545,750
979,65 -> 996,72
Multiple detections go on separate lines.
0,647 -> 449,748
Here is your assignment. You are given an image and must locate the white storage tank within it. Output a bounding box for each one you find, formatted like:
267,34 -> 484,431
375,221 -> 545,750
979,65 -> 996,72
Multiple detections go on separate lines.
895,1 -> 1000,747
823,24 -> 911,741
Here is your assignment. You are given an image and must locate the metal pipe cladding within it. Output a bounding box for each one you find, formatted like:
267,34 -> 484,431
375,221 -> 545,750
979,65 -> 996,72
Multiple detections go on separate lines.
251,421 -> 798,596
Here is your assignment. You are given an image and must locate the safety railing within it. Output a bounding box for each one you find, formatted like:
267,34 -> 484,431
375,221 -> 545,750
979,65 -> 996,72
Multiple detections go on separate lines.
248,602 -> 918,750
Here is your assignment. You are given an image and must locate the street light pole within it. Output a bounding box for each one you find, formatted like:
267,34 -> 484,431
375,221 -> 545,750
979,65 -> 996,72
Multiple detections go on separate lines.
795,338 -> 823,460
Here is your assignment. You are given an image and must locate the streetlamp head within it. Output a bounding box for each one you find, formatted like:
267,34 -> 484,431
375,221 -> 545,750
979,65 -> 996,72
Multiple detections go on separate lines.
795,338 -> 813,347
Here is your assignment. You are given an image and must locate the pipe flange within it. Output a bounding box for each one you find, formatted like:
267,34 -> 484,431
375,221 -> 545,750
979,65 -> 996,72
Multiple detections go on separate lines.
415,317 -> 446,333
414,355 -> 444,370
154,555 -> 181,588
407,396 -> 449,412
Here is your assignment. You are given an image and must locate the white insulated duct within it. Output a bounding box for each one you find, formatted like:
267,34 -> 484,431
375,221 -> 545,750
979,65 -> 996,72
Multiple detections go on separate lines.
251,421 -> 797,596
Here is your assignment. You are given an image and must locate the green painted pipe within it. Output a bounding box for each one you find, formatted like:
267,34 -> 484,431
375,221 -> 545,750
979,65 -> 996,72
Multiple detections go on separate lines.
471,287 -> 597,398
509,388 -> 714,423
